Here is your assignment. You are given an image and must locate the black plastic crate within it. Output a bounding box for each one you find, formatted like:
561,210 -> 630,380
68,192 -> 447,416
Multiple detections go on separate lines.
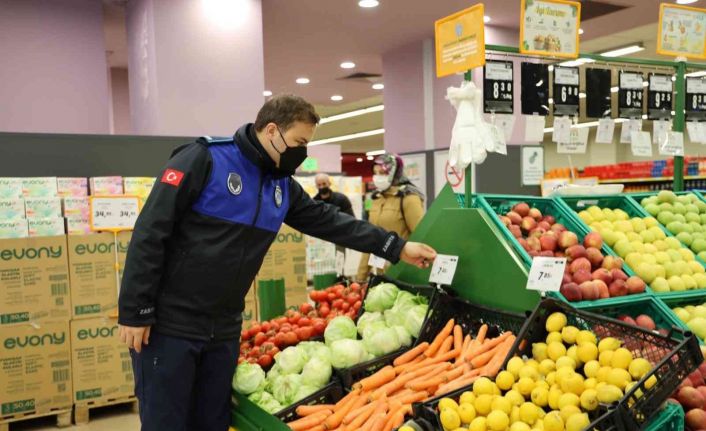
503,298 -> 702,430
273,381 -> 344,424
334,347 -> 408,391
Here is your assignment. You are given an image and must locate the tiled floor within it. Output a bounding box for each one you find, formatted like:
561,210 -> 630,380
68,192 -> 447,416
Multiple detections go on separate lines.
10,404 -> 140,431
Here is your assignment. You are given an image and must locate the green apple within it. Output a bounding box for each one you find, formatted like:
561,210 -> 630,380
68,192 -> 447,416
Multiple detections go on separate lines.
588,206 -> 605,220
644,244 -> 658,254
686,204 -> 700,215
650,227 -> 667,240
600,220 -> 613,229
689,260 -> 706,274
674,202 -> 687,215
694,273 -> 706,289
602,230 -> 619,247
613,240 -> 633,257
697,201 -> 706,214
642,254 -> 657,265
654,240 -> 669,251
678,195 -> 691,205
630,241 -> 646,253
659,202 -> 674,213
636,263 -> 658,283
673,306 -> 691,321
666,221 -> 683,234
615,220 -> 634,233
690,222 -> 704,233
699,251 -> 706,262
683,274 -> 698,290
644,204 -> 660,216
614,232 -> 629,244
656,264 -> 666,278
665,262 -> 680,278
631,218 -> 647,233
666,237 -> 684,249
667,249 -> 684,263
680,248 -> 696,261
625,253 -> 643,269
693,306 -> 706,319
626,232 -> 642,242
687,305 -> 697,314
655,251 -> 672,264
693,239 -> 706,254
687,317 -> 706,340
614,209 -> 629,221
579,211 -> 593,225
668,275 -> 687,291
676,261 -> 694,276
674,214 -> 687,224
641,196 -> 658,206
677,232 -> 694,246
651,276 -> 670,292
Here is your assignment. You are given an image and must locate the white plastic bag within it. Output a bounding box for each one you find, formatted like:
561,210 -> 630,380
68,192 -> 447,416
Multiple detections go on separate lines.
446,82 -> 495,168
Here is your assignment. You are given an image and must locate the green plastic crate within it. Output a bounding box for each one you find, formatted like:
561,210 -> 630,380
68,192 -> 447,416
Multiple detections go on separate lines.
656,290 -> 706,345
644,401 -> 684,431
476,194 -> 651,308
231,393 -> 288,431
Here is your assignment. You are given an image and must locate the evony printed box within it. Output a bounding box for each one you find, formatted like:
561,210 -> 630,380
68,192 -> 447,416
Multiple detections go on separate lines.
123,177 -> 156,197
89,177 -> 123,195
62,197 -> 90,217
0,236 -> 71,324
57,177 -> 88,197
0,219 -> 29,239
22,177 -> 58,198
28,218 -> 66,237
0,322 -> 73,415
0,177 -> 23,199
0,198 -> 25,219
68,233 -> 119,319
25,197 -> 63,219
66,215 -> 92,235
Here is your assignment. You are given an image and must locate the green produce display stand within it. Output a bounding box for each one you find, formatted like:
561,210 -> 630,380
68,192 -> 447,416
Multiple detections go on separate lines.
313,273 -> 338,290
257,278 -> 286,321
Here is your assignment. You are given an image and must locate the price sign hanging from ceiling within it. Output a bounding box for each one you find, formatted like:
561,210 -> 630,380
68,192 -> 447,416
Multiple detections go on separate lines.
618,71 -> 645,119
483,60 -> 514,114
553,66 -> 580,117
647,73 -> 673,121
686,77 -> 706,121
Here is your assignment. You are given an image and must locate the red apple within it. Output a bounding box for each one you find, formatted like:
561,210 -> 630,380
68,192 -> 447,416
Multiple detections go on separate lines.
611,269 -> 629,282
513,203 -> 530,217
583,232 -> 604,249
595,280 -> 609,299
603,256 -> 624,271
579,281 -> 600,300
521,217 -> 537,233
586,247 -> 604,269
539,250 -> 554,257
687,408 -> 706,431
551,223 -> 567,233
507,211 -> 523,225
682,378 -> 695,389
592,268 -> 613,285
569,257 -> 592,274
558,231 -> 579,249
562,273 -> 573,285
529,227 -> 547,238
626,276 -> 646,294
518,238 -> 530,251
528,207 -> 543,221
635,314 -> 656,331
509,225 -> 522,238
527,237 -> 541,252
690,370 -> 706,387
608,279 -> 628,297
540,235 -> 558,252
560,282 -> 582,302
555,251 -> 566,258
697,387 -> 706,402
678,387 -> 705,410
572,269 -> 593,285
528,250 -> 540,257
618,315 -> 637,326
698,362 -> 706,379
565,245 -> 588,262
543,215 -> 556,225
499,216 -> 512,228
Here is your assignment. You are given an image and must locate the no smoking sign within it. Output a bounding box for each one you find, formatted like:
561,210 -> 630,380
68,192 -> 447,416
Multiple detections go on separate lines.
445,161 -> 465,193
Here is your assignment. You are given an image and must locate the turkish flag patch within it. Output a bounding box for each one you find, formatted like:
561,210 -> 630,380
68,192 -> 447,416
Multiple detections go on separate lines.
161,169 -> 184,187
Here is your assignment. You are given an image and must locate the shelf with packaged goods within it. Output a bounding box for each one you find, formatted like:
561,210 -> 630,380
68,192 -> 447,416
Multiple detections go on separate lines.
598,176 -> 706,184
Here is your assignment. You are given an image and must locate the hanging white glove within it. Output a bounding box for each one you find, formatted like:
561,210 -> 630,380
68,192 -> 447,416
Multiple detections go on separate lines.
446,81 -> 495,168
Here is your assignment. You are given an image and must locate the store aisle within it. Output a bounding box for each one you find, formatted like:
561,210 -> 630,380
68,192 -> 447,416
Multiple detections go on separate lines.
11,405 -> 139,431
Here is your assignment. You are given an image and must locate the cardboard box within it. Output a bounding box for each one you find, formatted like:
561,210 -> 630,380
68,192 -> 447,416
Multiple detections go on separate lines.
89,177 -> 123,196
68,233 -> 119,319
62,197 -> 90,217
57,178 -> 88,197
243,283 -> 258,326
0,199 -> 25,219
0,236 -> 71,324
0,178 -> 23,199
258,224 -> 307,291
25,197 -> 63,219
28,218 -> 66,237
66,216 -> 91,235
70,317 -> 134,404
285,285 -> 310,311
123,177 -> 156,198
22,177 -> 58,198
0,219 -> 28,239
116,231 -> 131,284
0,321 -> 73,415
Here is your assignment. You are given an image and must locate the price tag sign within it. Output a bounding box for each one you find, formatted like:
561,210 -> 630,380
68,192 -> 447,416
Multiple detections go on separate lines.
525,115 -> 546,143
335,250 -> 346,275
553,67 -> 580,116
687,121 -> 706,144
631,131 -> 653,157
596,118 -> 615,144
429,254 -> 459,286
660,131 -> 685,156
89,196 -> 140,232
368,254 -> 387,269
552,116 -> 572,143
526,257 -> 566,293
483,61 -> 514,114
557,128 -> 589,154
648,74 -> 673,120
653,119 -> 672,145
687,78 -> 706,121
619,72 -> 645,119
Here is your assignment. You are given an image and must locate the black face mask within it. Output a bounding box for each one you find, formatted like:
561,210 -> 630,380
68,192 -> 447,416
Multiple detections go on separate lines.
319,187 -> 331,196
271,127 -> 307,176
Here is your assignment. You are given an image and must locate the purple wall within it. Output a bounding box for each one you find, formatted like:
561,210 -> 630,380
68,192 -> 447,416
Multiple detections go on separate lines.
0,0 -> 111,134
127,0 -> 265,136
302,145 -> 342,174
111,68 -> 132,135
382,40 -> 425,155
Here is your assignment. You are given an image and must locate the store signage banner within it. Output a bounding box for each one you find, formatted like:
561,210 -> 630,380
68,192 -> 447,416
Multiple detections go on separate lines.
483,61 -> 514,113
435,4 -> 486,77
659,131 -> 685,156
657,3 -> 706,60
520,0 -> 581,59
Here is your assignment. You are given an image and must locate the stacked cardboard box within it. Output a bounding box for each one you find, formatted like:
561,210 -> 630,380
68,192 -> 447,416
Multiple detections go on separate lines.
0,178 -> 28,239
58,178 -> 91,235
257,224 -> 309,311
21,177 -> 64,237
123,177 -> 155,207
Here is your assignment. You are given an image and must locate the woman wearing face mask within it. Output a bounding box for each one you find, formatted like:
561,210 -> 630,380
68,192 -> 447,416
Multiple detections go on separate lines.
357,153 -> 425,282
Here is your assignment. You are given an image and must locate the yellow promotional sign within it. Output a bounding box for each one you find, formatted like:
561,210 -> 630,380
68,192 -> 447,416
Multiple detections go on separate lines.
657,3 -> 706,60
520,0 -> 581,59
435,4 -> 486,78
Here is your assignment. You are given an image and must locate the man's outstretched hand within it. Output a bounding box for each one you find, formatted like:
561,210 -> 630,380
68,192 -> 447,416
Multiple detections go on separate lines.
400,242 -> 437,269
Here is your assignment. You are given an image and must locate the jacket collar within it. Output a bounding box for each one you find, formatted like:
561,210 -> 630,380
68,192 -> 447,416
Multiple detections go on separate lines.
233,123 -> 279,175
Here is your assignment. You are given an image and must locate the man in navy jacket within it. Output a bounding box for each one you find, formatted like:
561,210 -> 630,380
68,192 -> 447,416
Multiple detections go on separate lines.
118,94 -> 436,430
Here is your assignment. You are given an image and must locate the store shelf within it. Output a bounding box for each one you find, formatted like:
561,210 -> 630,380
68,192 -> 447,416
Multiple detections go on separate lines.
599,176 -> 706,184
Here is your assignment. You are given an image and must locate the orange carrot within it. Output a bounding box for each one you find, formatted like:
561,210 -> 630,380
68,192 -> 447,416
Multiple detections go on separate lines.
471,335 -> 515,369
344,399 -> 379,424
308,426 -> 325,431
356,366 -> 396,391
442,365 -> 465,382
424,348 -> 460,365
456,335 -> 471,365
393,342 -> 429,367
383,405 -> 412,431
344,400 -> 380,430
325,394 -> 361,429
408,375 -> 446,391
388,389 -> 414,400
434,373 -> 482,396
402,364 -> 451,389
394,356 -> 450,375
333,389 -> 360,411
392,390 -> 429,405
475,324 -> 489,344
435,336 -> 454,358
359,401 -> 388,431
465,332 -> 512,361
369,414 -> 387,431
296,404 -> 335,416
425,319 -> 454,357
287,410 -> 331,431
453,325 -> 463,352
484,336 -> 515,376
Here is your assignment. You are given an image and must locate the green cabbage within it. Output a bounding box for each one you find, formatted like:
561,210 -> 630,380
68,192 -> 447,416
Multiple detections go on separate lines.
393,325 -> 412,347
384,309 -> 406,328
364,283 -> 399,312
297,341 -> 331,364
357,311 -> 384,336
272,374 -> 302,405
265,364 -> 282,392
248,391 -> 283,414
293,385 -> 320,403
232,362 -> 265,395
362,321 -> 389,341
324,316 -> 357,345
330,339 -> 368,369
363,325 -> 401,357
394,290 -> 427,310
276,346 -> 307,375
301,357 -> 332,388
404,304 -> 428,338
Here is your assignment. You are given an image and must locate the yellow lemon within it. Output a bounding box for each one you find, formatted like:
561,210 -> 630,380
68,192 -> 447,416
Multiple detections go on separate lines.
507,357 -> 525,379
492,397 -> 513,415
511,423 -> 532,431
517,378 -> 536,397
441,408 -> 462,431
583,360 -> 600,378
546,332 -> 563,344
542,411 -> 565,431
531,386 -> 549,407
533,343 -> 549,361
628,358 -> 651,380
460,392 -> 477,406
475,394 -> 494,416
546,371 -> 557,386
596,366 -> 613,383
558,393 -> 580,409
599,351 -> 614,367
547,342 -> 567,362
555,367 -> 574,385
520,365 -> 540,381
519,402 -> 539,425
459,403 -> 477,424
575,330 -> 597,345
610,348 -> 633,370
546,312 -> 568,332
474,378 -> 496,396
607,368 -> 631,390
580,389 -> 599,411
511,406 -> 521,424
487,411 -> 510,431
598,337 -> 621,353
469,417 -> 488,431
561,326 -> 580,345
644,375 -> 657,389
566,346 -> 580,366
597,384 -> 623,403
539,359 -> 556,375
555,356 -> 576,371
439,398 -> 460,412
548,387 -> 563,410
497,371 -> 516,391
565,413 -> 590,431
577,343 -> 598,363
584,378 -> 597,390
560,373 -> 585,396
559,405 -> 581,423
526,359 -> 541,371
505,390 -> 525,407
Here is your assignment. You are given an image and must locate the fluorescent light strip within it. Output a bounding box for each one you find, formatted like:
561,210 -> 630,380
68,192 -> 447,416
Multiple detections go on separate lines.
600,45 -> 644,57
686,70 -> 706,78
366,149 -> 386,156
319,104 -> 384,124
544,118 -> 628,134
309,128 -> 384,146
558,58 -> 595,67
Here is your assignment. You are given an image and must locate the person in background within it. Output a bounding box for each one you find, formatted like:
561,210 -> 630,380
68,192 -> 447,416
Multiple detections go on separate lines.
357,153 -> 425,282
313,173 -> 354,217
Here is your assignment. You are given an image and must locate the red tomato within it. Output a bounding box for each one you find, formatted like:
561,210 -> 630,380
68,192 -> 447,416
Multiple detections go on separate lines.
260,322 -> 271,333
274,333 -> 287,348
333,285 -> 345,296
318,301 -> 330,310
237,357 -> 245,365
249,324 -> 261,336
307,311 -> 318,319
347,293 -> 360,305
332,299 -> 344,309
275,317 -> 288,325
283,332 -> 298,346
309,291 -> 319,301
353,300 -> 362,311
287,312 -> 301,325
261,342 -> 275,352
327,293 -> 337,301
298,317 -> 311,327
270,346 -> 280,357
270,322 -> 280,331
299,303 -> 313,315
312,319 -> 326,336
253,333 -> 267,346
292,324 -> 299,330
319,306 -> 330,318
295,326 -> 314,341
257,354 -> 273,368
341,302 -> 351,312
240,329 -> 251,341
248,358 -> 257,364
279,326 -> 291,333
249,346 -> 260,357
350,282 -> 361,292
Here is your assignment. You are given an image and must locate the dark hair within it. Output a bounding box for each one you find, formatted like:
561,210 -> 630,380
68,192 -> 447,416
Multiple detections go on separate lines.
254,94 -> 320,132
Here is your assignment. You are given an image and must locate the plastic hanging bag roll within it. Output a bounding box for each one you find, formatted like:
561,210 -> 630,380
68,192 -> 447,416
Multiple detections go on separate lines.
446,81 -> 495,167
